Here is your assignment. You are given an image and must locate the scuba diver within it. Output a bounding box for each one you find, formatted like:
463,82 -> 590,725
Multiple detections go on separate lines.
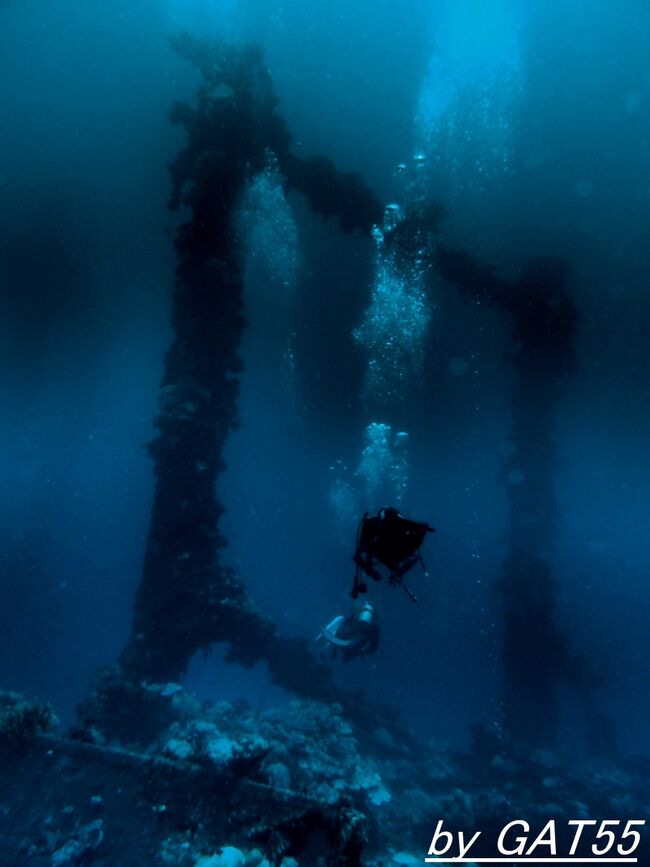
315,600 -> 379,661
351,507 -> 434,601
316,508 -> 433,663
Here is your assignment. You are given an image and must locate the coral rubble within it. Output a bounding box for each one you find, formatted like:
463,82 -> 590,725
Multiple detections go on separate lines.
1,688 -> 648,866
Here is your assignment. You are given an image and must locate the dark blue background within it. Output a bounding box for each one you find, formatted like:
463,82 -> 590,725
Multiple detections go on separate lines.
0,0 -> 648,756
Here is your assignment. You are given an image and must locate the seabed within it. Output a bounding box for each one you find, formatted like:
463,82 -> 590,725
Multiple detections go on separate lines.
1,689 -> 648,866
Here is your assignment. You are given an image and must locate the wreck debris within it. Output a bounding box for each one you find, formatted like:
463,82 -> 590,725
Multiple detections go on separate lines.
2,689 -> 648,865
119,35 -> 382,690
435,247 -> 599,747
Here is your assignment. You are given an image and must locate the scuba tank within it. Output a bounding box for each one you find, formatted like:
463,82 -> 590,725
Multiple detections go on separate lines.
315,602 -> 379,656
356,600 -> 376,628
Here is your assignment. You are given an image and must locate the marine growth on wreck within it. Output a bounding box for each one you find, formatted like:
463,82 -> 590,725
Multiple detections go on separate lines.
1,2 -> 649,866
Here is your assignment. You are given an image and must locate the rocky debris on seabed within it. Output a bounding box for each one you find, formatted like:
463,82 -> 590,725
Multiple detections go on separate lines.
155,694 -> 393,808
0,688 -> 649,865
0,692 -> 58,744
50,820 -> 105,866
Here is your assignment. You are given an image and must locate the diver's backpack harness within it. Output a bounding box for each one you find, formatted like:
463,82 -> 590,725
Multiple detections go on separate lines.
351,512 -> 370,600
351,508 -> 435,602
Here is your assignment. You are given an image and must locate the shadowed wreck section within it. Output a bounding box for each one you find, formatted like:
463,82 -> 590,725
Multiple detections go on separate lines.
113,34 -> 390,733
436,245 -> 605,749
110,28 -> 594,753
95,30 -> 604,754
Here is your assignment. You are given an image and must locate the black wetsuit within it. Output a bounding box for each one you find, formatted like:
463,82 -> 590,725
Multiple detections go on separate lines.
352,507 -> 433,598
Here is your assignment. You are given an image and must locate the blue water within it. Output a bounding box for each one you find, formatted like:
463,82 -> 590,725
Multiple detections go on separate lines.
0,0 -> 649,758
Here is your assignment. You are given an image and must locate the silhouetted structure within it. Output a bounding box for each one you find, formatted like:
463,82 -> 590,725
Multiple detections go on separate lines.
116,32 -> 592,752
437,246 -> 594,746
117,35 -> 393,734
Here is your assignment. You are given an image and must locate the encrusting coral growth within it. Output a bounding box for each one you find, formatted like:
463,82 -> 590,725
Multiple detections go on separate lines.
0,691 -> 57,745
435,247 -> 607,749
2,687 -> 649,865
119,34 -> 383,695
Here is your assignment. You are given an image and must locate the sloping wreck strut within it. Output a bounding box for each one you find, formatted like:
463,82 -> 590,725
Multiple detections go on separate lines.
113,34 -> 386,718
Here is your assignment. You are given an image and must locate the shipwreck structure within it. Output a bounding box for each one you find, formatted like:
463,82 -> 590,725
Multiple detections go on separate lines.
374,184 -> 592,747
0,32 -> 637,867
103,34 -> 393,741
435,247 -> 596,746
109,33 -> 593,751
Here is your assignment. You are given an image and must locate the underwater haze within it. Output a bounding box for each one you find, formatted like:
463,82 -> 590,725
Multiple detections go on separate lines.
1,0 -> 650,772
